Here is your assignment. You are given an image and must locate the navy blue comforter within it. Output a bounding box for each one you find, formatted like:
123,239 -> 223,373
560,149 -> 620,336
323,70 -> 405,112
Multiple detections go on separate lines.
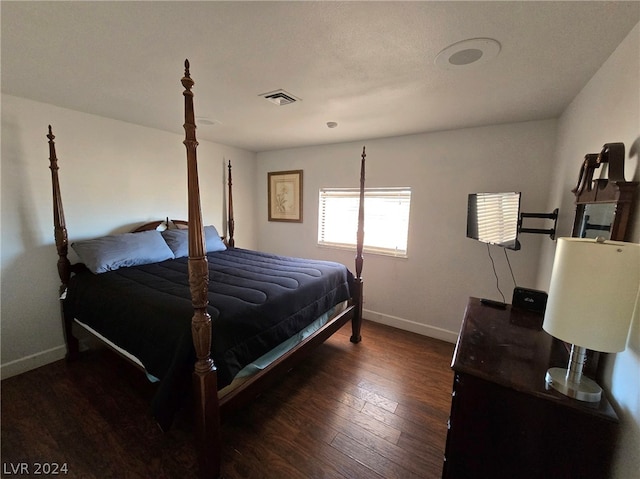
64,248 -> 353,426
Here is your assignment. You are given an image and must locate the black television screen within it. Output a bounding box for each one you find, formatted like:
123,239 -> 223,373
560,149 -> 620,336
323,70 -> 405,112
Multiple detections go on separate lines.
467,192 -> 521,250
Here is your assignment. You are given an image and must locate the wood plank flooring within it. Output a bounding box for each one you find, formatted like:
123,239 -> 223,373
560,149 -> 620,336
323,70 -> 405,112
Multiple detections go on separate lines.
1,320 -> 455,479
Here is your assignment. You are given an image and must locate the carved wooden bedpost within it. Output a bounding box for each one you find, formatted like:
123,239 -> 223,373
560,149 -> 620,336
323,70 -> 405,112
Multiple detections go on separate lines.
48,125 -> 79,360
182,60 -> 221,479
227,160 -> 235,248
48,126 -> 71,289
350,146 -> 366,343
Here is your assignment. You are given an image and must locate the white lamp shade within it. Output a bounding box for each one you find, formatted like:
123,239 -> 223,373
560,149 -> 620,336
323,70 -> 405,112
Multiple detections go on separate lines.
543,238 -> 640,353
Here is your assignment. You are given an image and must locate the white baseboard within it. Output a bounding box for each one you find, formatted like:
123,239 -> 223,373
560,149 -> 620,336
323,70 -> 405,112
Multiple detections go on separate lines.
0,345 -> 67,380
1,312 -> 458,380
363,309 -> 459,344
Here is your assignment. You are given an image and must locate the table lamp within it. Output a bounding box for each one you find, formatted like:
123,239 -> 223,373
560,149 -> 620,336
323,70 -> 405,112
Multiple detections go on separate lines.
542,237 -> 640,402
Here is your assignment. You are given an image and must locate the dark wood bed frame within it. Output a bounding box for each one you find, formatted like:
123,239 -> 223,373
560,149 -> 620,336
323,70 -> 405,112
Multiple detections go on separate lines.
47,60 -> 365,479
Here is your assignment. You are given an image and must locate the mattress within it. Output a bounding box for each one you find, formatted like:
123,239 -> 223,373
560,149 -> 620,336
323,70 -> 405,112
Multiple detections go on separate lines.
64,247 -> 353,426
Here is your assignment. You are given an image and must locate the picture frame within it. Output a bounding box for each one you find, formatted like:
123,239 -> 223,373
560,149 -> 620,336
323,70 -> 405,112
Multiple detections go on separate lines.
268,170 -> 303,222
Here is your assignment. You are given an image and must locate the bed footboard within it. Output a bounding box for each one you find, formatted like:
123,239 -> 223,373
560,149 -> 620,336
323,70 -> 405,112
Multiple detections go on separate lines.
182,61 -> 364,479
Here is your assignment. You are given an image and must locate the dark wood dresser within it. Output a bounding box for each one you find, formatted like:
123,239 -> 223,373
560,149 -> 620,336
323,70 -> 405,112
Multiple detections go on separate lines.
442,297 -> 619,479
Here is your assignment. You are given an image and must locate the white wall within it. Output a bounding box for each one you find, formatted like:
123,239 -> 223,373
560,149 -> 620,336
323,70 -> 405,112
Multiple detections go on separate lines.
0,94 -> 257,378
256,120 -> 557,340
537,23 -> 640,479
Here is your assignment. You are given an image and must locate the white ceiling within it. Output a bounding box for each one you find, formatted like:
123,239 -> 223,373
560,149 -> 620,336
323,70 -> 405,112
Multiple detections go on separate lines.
2,1 -> 639,153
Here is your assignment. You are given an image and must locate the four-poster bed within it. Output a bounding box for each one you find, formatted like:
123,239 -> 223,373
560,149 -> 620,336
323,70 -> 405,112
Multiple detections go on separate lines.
47,60 -> 365,479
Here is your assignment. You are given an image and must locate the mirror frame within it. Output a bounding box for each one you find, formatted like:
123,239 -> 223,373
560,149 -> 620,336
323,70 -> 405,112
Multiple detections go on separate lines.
570,144 -> 638,381
571,143 -> 638,242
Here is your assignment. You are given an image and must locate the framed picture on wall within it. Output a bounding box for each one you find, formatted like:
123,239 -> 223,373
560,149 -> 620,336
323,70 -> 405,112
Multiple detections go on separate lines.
268,170 -> 303,222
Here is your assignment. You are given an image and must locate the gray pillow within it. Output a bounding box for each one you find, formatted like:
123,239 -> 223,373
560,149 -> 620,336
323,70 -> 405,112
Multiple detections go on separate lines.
161,225 -> 227,258
72,230 -> 175,274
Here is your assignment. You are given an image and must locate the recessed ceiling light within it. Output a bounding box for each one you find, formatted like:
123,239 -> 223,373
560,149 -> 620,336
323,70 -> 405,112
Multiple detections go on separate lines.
196,117 -> 219,126
326,121 -> 338,129
435,38 -> 501,70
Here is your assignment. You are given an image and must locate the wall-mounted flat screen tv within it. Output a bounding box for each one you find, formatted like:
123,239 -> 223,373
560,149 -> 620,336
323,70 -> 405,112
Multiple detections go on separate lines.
467,192 -> 521,250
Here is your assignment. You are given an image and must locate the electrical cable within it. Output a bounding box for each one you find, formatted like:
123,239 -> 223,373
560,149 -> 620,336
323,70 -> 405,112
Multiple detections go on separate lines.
504,248 -> 517,288
486,243 -> 505,303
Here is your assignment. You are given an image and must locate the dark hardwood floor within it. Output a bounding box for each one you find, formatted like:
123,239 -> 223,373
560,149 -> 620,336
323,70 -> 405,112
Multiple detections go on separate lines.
1,320 -> 455,479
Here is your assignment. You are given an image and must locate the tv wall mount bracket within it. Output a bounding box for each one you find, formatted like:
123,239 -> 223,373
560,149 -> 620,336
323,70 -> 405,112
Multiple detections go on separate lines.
518,209 -> 559,240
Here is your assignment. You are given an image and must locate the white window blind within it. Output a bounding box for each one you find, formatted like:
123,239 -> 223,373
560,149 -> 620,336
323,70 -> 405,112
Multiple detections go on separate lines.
318,187 -> 411,257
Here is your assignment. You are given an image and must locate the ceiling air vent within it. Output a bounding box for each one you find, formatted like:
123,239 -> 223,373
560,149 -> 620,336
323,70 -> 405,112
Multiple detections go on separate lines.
260,90 -> 300,106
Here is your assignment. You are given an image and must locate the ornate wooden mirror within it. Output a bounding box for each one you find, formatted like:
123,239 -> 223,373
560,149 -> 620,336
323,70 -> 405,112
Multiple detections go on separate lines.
570,142 -> 638,380
572,142 -> 638,241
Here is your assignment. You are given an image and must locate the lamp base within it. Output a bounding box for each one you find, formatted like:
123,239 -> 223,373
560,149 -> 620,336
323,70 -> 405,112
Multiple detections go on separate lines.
545,367 -> 602,402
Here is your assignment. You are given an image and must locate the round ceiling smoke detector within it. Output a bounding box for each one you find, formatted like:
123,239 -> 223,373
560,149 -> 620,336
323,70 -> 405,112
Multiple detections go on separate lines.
435,38 -> 501,70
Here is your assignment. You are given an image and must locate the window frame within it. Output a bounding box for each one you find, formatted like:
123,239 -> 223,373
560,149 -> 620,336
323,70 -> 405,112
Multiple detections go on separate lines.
317,186 -> 412,258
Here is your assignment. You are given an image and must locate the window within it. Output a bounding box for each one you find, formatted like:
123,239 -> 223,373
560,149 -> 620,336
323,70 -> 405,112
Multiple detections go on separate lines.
318,187 -> 411,257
